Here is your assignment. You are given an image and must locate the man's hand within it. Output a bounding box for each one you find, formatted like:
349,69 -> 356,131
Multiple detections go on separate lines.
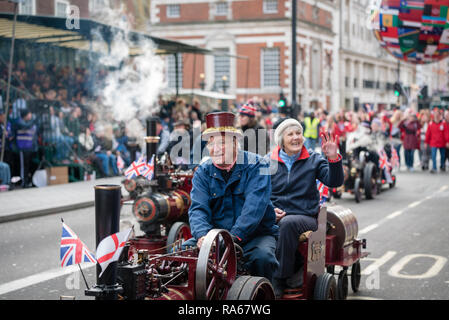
274,208 -> 286,223
197,236 -> 205,249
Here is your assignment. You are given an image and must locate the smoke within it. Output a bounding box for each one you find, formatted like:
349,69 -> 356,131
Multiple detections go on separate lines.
88,3 -> 166,127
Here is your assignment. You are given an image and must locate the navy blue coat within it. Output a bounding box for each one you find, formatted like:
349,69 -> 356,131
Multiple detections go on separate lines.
188,150 -> 279,243
268,146 -> 344,217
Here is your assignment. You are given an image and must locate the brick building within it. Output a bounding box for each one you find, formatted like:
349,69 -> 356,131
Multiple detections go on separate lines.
149,0 -> 339,111
0,0 -> 89,18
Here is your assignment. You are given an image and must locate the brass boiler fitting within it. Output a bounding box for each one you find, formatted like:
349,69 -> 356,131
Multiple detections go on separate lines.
132,189 -> 191,225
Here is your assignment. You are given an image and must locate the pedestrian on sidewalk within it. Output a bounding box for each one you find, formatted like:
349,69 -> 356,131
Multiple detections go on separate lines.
399,110 -> 420,171
390,109 -> 404,167
425,108 -> 449,173
418,109 -> 431,171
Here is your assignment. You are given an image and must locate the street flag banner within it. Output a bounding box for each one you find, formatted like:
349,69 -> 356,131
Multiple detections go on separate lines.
96,228 -> 132,278
142,154 -> 155,181
316,180 -> 329,206
60,222 -> 96,267
124,157 -> 146,180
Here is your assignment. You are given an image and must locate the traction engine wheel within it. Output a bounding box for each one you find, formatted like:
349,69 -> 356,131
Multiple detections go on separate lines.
337,269 -> 349,300
195,229 -> 237,300
314,273 -> 337,300
351,261 -> 362,293
166,222 -> 192,253
226,276 -> 275,300
354,178 -> 362,203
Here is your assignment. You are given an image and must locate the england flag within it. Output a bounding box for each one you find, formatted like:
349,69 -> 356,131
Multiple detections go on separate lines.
96,228 -> 133,278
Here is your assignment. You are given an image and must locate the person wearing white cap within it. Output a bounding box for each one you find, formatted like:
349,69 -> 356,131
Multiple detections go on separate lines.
267,118 -> 344,298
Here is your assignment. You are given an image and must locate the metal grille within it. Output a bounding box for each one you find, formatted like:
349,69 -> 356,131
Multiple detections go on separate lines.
167,54 -> 183,89
214,48 -> 230,90
262,48 -> 280,88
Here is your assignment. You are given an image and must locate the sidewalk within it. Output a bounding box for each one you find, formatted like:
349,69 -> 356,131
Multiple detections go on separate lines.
0,176 -> 126,223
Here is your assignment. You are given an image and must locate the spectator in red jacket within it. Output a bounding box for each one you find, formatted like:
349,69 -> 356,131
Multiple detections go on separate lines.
425,108 -> 449,173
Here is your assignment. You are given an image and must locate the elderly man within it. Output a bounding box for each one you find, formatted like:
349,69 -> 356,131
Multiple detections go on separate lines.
183,112 -> 279,282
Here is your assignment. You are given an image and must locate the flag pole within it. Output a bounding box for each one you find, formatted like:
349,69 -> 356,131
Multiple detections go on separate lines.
78,264 -> 90,290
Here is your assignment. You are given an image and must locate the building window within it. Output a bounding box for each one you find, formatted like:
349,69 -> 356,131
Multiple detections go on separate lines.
167,54 -> 183,89
167,4 -> 180,18
215,2 -> 228,16
19,0 -> 35,15
55,0 -> 70,17
263,0 -> 278,14
262,48 -> 280,88
213,48 -> 230,90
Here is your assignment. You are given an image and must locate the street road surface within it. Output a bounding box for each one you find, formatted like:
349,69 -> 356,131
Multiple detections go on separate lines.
0,170 -> 448,300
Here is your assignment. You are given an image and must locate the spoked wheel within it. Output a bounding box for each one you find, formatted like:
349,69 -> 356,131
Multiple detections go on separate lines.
337,269 -> 349,300
363,162 -> 378,200
195,229 -> 237,300
354,178 -> 362,203
314,273 -> 337,300
226,276 -> 275,300
166,222 -> 192,253
351,261 -> 362,293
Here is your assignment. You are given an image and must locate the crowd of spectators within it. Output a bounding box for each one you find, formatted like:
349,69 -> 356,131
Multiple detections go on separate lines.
1,59 -> 449,190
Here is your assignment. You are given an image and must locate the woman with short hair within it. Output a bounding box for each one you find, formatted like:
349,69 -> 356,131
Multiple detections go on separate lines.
267,118 -> 344,298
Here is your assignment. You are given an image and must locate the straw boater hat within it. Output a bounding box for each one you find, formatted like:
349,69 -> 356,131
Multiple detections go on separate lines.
202,112 -> 243,140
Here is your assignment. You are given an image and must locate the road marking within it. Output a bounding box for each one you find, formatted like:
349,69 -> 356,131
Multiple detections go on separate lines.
0,263 -> 95,296
388,254 -> 448,280
347,296 -> 383,300
407,201 -> 421,209
358,184 -> 449,235
359,224 -> 379,235
362,251 -> 397,276
386,210 -> 403,220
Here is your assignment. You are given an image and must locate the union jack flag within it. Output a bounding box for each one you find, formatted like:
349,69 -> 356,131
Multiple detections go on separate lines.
391,147 -> 400,168
60,222 -> 96,267
379,149 -> 392,169
316,180 -> 329,206
124,157 -> 146,180
142,154 -> 155,181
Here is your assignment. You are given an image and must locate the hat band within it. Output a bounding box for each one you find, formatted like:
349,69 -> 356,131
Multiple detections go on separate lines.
203,126 -> 242,136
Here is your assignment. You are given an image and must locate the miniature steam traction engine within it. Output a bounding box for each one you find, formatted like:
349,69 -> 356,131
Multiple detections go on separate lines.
85,118 -> 369,301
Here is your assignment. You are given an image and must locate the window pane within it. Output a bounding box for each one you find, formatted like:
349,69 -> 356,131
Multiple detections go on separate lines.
56,2 -> 68,17
262,48 -> 280,87
216,2 -> 228,15
214,48 -> 230,90
263,0 -> 278,13
167,54 -> 183,89
20,0 -> 33,15
167,4 -> 180,18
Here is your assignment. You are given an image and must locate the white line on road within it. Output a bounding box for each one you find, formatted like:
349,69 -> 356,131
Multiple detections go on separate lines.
362,251 -> 397,276
358,184 -> 448,235
0,263 -> 95,296
386,210 -> 404,220
359,224 -> 379,235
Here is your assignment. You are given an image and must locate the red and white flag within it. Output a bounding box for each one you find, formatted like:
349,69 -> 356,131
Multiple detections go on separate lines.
96,228 -> 132,277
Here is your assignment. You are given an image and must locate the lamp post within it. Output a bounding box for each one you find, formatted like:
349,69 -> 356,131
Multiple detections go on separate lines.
0,0 -> 21,163
221,75 -> 228,111
199,73 -> 205,90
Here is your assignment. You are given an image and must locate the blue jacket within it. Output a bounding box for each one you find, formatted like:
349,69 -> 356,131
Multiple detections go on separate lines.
188,151 -> 279,243
268,146 -> 344,217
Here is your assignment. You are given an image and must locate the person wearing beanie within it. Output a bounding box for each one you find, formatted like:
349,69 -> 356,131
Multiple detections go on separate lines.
267,118 -> 344,298
238,102 -> 270,156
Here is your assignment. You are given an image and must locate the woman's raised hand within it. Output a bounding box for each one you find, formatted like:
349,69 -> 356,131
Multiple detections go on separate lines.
320,131 -> 339,161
